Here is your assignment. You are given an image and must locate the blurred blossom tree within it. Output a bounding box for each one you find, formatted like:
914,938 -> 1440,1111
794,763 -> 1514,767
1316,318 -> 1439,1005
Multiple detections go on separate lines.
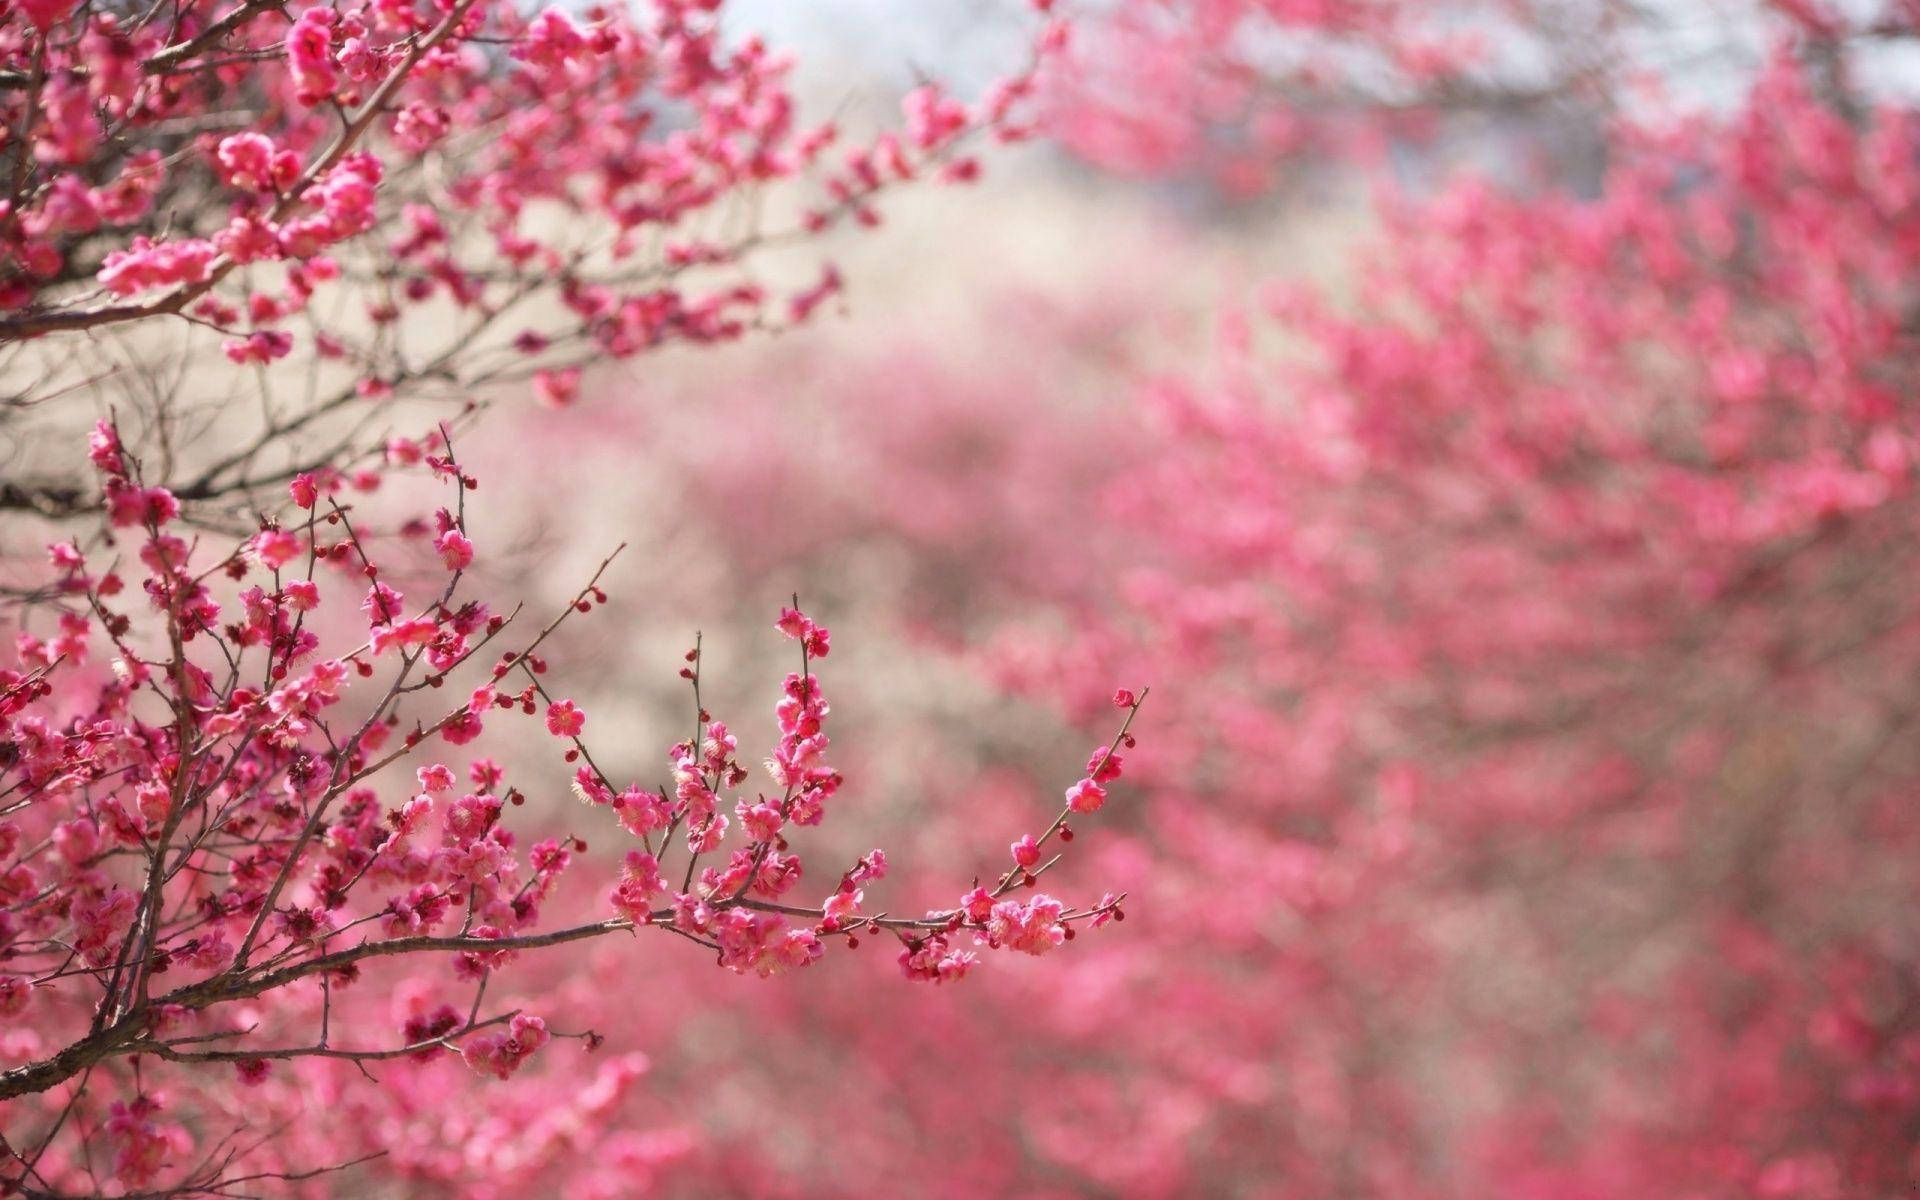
1002,40 -> 1920,1182
0,0 -> 1154,1194
1051,0 -> 1920,199
481,1 -> 1920,1195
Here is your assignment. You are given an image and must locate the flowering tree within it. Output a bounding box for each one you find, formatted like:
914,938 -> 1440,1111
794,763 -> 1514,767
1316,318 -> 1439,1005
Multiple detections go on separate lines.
0,0 -> 1152,1193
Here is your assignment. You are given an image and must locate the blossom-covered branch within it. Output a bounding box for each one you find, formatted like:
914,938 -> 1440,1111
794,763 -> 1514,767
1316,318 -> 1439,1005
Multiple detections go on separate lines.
0,419 -> 1144,1193
0,0 -> 1069,520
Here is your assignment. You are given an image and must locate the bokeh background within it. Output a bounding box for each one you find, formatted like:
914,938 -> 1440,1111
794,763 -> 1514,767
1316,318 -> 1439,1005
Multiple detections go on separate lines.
386,2 -> 1920,1195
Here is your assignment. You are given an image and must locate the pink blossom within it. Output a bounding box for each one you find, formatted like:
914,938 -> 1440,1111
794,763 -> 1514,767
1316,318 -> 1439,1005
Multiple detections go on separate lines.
517,9 -> 592,70
249,529 -> 302,570
985,895 -> 1067,955
97,237 -> 217,296
435,529 -> 474,571
215,133 -> 296,192
86,420 -> 122,472
823,887 -> 863,925
1064,777 -> 1107,813
285,9 -> 339,107
223,330 -> 294,365
545,699 -> 585,738
533,367 -> 581,408
461,1014 -> 551,1080
371,618 -> 438,656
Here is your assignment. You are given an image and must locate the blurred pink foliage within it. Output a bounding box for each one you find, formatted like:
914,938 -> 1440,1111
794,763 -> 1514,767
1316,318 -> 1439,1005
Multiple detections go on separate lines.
464,14 -> 1920,1196
977,44 -> 1920,1195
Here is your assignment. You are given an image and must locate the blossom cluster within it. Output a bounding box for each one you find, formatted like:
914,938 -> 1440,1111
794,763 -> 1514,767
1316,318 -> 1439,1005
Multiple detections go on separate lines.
0,0 -> 1070,525
0,421 -> 1144,1195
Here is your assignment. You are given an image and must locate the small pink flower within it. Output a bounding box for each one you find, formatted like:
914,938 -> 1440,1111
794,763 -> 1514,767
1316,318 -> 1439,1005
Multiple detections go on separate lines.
461,1014 -> 550,1080
1065,777 -> 1107,813
286,8 -> 340,107
249,529 -> 302,570
214,133 -> 293,192
545,699 -> 585,738
775,606 -> 831,657
987,895 -> 1067,955
823,887 -> 863,925
87,420 -> 123,473
960,886 -> 994,923
436,529 -> 474,571
1086,745 -> 1124,783
362,581 -> 404,624
516,8 -> 592,70
850,848 -> 888,884
533,367 -> 580,408
371,618 -> 438,656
